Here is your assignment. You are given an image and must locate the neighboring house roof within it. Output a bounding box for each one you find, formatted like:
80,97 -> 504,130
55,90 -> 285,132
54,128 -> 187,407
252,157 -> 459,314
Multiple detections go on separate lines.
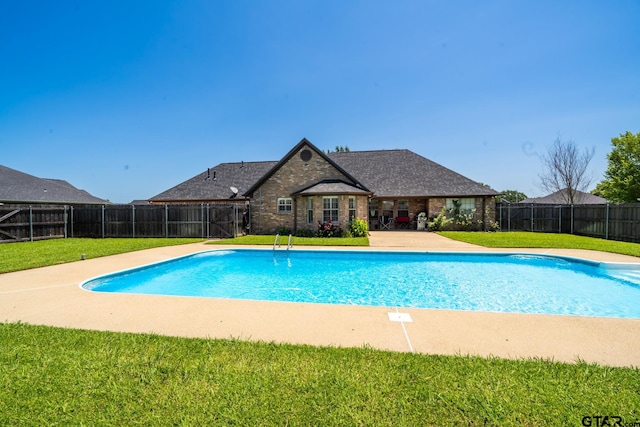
327,149 -> 497,198
0,164 -> 109,205
149,139 -> 498,202
520,189 -> 607,204
150,161 -> 277,202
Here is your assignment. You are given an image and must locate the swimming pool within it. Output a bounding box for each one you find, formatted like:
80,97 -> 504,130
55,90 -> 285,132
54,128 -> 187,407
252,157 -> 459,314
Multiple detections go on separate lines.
81,249 -> 640,318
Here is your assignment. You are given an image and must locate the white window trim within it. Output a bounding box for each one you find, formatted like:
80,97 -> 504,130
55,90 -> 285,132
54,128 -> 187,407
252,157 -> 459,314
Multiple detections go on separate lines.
349,196 -> 356,220
277,197 -> 292,214
446,198 -> 475,213
307,197 -> 314,224
322,196 -> 339,222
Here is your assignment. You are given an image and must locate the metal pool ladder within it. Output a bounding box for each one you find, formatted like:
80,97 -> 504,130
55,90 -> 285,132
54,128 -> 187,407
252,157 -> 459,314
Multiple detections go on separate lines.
273,234 -> 293,250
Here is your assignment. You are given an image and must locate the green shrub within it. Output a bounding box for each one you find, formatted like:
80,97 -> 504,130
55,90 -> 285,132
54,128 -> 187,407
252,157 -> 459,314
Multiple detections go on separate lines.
316,221 -> 343,237
294,229 -> 315,238
427,208 -> 453,231
275,226 -> 292,236
348,217 -> 369,237
428,207 -> 488,231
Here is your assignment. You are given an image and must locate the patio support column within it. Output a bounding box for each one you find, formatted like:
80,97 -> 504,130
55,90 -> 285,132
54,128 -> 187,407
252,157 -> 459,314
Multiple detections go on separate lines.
292,196 -> 297,233
482,197 -> 487,231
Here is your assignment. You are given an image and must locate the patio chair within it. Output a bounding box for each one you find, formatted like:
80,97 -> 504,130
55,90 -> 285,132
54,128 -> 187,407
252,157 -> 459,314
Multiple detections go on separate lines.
395,216 -> 410,229
379,216 -> 392,230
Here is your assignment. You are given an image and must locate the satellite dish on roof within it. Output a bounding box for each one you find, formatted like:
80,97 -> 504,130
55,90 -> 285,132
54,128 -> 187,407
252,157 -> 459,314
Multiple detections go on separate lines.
230,186 -> 238,195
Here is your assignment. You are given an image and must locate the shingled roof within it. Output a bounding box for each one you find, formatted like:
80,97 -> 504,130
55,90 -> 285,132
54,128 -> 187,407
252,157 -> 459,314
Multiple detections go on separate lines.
0,164 -> 109,205
150,161 -> 277,202
520,189 -> 607,204
149,144 -> 497,202
327,149 -> 497,197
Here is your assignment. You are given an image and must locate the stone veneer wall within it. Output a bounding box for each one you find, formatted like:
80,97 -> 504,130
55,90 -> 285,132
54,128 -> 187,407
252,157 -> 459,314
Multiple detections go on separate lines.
251,143 -> 362,234
427,198 -> 446,217
249,142 -> 497,233
294,195 -> 369,234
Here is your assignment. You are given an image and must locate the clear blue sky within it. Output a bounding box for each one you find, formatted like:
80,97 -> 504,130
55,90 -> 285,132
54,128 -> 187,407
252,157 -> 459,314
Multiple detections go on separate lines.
1,1 -> 639,203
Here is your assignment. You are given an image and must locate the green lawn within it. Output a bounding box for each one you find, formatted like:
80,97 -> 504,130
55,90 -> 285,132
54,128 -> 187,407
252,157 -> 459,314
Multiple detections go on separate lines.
438,231 -> 640,257
2,235 -> 640,424
1,322 -> 638,426
0,238 -> 203,274
208,234 -> 369,246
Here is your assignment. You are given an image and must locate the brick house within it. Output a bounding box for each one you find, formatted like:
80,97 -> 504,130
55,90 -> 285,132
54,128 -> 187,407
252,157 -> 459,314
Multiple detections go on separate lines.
149,138 -> 498,233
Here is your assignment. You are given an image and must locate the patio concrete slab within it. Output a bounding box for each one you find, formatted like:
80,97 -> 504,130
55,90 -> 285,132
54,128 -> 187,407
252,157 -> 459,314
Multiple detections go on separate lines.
2,234 -> 640,367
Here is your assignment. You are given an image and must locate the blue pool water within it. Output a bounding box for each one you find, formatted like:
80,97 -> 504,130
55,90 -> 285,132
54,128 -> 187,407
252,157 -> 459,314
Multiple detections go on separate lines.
81,249 -> 640,318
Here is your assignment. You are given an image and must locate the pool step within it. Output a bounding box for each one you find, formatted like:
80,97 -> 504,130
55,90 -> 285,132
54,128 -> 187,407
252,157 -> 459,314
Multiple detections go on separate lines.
608,269 -> 640,284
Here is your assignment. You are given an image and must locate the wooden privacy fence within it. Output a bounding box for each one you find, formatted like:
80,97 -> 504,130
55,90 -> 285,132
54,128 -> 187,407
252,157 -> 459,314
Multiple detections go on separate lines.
0,204 -> 68,242
0,204 -> 242,242
498,203 -> 640,243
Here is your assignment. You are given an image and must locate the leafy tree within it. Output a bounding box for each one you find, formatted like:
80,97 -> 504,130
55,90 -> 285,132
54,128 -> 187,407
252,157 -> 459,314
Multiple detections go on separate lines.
500,190 -> 527,203
538,136 -> 595,204
325,145 -> 350,153
594,131 -> 640,202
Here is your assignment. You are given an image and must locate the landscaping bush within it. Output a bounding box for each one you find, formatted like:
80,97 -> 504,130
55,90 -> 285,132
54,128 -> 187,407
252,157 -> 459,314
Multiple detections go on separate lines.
316,220 -> 343,237
427,208 -> 453,231
294,228 -> 315,238
347,217 -> 369,237
275,226 -> 292,236
428,207 -> 486,231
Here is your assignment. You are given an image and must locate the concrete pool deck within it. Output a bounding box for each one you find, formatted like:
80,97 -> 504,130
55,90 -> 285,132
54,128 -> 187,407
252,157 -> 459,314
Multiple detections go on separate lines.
1,231 -> 640,368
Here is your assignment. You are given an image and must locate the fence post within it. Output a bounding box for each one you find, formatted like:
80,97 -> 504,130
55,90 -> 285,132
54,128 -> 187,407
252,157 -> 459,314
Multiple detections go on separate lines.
29,206 -> 33,241
558,205 -> 561,233
605,203 -> 610,240
207,204 -> 210,238
132,204 -> 135,238
201,204 -> 205,239
165,204 -> 169,238
64,205 -> 68,238
70,205 -> 74,238
530,204 -> 534,232
571,205 -> 574,235
234,205 -> 238,238
101,205 -> 105,238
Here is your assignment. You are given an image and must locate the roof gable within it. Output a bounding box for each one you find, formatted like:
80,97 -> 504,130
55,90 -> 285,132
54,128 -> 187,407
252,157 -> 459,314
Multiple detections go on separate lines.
293,179 -> 371,196
243,138 -> 369,197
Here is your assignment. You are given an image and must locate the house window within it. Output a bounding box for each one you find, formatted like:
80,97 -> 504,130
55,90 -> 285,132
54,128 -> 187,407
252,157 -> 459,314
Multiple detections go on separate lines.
349,196 -> 356,220
277,197 -> 292,214
322,196 -> 338,222
307,197 -> 313,224
446,198 -> 475,214
397,200 -> 409,217
369,199 -> 379,219
381,200 -> 394,219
